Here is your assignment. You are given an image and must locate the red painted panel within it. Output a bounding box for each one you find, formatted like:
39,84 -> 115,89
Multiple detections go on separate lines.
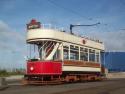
27,61 -> 62,75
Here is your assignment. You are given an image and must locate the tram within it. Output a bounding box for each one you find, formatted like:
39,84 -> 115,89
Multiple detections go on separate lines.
24,19 -> 105,84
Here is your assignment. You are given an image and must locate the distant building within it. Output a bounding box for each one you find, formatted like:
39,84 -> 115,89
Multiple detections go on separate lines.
101,52 -> 125,72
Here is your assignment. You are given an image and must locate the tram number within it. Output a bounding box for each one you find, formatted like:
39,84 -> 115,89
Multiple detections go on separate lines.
82,39 -> 86,44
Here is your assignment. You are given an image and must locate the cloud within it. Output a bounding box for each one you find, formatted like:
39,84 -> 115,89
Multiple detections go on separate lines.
82,30 -> 125,51
0,20 -> 26,51
0,20 -> 26,69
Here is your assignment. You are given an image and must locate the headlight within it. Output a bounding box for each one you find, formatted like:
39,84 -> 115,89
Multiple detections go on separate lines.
30,66 -> 34,71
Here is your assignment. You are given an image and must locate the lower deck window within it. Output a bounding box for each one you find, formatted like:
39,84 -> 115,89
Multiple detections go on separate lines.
70,51 -> 79,60
95,53 -> 100,63
80,52 -> 88,61
89,49 -> 95,62
63,45 -> 101,63
89,54 -> 95,62
64,49 -> 68,59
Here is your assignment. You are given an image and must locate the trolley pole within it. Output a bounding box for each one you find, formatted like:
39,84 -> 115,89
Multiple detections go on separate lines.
70,22 -> 100,34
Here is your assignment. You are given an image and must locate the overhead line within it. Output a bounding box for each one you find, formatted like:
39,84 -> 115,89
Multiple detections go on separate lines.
47,0 -> 92,20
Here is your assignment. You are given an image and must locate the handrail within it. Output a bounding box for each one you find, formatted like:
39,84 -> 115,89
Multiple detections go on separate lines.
45,43 -> 60,60
44,41 -> 53,52
38,41 -> 48,54
41,24 -> 65,32
46,42 -> 55,54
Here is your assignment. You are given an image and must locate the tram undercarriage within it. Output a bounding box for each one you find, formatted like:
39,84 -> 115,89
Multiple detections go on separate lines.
23,71 -> 104,85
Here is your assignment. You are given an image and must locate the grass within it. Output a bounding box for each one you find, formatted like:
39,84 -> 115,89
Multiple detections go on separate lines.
0,69 -> 24,77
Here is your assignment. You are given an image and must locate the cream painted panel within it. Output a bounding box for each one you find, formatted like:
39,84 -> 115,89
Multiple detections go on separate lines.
63,66 -> 101,72
27,29 -> 104,50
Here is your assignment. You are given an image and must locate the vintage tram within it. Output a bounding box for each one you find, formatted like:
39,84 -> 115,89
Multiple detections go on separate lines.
24,19 -> 105,84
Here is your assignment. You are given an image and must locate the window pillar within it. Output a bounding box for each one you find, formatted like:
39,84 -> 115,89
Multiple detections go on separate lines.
88,48 -> 89,62
94,50 -> 96,63
61,43 -> 64,61
99,51 -> 100,63
69,45 -> 70,60
79,46 -> 80,61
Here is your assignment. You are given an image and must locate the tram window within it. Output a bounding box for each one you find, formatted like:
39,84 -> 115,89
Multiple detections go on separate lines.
75,46 -> 79,50
70,45 -> 74,48
84,53 -> 88,61
89,49 -> 95,62
64,51 -> 68,59
70,45 -> 78,50
80,47 -> 85,52
70,50 -> 79,60
63,46 -> 69,59
95,52 -> 100,63
53,49 -> 61,60
80,47 -> 88,61
80,47 -> 84,51
85,48 -> 88,52
80,52 -> 88,61
64,46 -> 69,49
28,44 -> 39,60
80,47 -> 88,52
70,45 -> 79,60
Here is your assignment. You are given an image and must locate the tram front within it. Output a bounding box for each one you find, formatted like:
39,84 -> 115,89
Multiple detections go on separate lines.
24,19 -> 62,84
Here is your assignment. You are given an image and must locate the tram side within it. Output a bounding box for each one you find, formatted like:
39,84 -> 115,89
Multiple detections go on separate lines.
61,42 -> 105,82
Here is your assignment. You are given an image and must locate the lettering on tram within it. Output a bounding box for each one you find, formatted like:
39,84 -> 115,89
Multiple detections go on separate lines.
82,39 -> 86,44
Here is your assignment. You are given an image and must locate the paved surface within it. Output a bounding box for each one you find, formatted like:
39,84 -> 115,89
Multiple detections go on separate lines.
0,79 -> 125,94
107,72 -> 125,79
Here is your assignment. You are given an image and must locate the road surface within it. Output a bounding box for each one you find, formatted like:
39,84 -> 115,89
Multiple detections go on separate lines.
0,78 -> 125,94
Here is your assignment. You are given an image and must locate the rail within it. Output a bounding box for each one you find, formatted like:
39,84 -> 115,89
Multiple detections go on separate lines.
41,24 -> 64,32
38,41 -> 48,55
45,42 -> 55,57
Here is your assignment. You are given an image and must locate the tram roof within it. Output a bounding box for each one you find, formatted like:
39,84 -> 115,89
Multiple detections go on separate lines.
27,28 -> 104,50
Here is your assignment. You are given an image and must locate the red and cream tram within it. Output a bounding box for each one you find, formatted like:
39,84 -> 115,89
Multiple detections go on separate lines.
24,19 -> 105,84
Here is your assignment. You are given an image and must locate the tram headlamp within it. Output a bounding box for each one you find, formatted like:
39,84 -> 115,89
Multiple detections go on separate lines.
30,66 -> 34,71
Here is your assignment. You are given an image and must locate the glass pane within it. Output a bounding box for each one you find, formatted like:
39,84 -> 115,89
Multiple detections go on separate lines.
89,54 -> 94,62
70,51 -> 79,60
95,52 -> 100,63
63,46 -> 69,59
70,45 -> 79,60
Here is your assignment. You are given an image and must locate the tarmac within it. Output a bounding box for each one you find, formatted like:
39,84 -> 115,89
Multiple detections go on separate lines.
0,78 -> 125,94
1,74 -> 125,94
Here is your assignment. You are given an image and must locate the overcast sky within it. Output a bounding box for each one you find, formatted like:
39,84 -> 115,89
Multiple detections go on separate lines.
0,0 -> 125,69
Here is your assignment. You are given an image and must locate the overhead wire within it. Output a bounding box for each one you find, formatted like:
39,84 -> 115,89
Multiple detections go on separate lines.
47,0 -> 93,20
47,0 -> 104,34
120,0 -> 125,5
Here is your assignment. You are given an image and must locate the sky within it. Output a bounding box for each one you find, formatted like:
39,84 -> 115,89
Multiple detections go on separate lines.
0,0 -> 125,69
